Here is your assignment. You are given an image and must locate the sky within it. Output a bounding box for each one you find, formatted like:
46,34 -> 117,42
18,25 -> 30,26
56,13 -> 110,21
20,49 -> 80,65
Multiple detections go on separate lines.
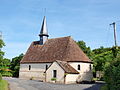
0,0 -> 120,59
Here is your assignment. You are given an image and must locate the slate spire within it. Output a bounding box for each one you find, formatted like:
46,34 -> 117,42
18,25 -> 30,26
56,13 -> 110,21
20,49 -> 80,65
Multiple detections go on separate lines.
39,16 -> 49,45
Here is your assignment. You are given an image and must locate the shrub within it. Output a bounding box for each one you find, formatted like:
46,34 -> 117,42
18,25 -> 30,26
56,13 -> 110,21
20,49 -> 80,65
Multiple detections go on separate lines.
2,71 -> 12,77
0,73 -> 2,81
100,85 -> 108,90
51,78 -> 56,81
104,56 -> 120,90
30,77 -> 34,80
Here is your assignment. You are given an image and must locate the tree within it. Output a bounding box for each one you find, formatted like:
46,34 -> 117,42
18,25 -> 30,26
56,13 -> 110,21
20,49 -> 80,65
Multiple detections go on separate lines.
77,41 -> 93,59
0,39 -> 6,75
10,54 -> 24,77
92,46 -> 117,79
0,39 -> 12,76
104,56 -> 120,90
0,39 -> 5,66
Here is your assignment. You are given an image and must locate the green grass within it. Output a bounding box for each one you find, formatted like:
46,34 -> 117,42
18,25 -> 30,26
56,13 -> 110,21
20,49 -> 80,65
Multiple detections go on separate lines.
100,85 -> 108,90
0,80 -> 8,90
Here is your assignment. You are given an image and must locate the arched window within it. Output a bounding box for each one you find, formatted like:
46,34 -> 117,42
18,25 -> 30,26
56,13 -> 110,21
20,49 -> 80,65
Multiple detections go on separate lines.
53,70 -> 57,78
78,64 -> 80,70
29,65 -> 31,70
45,65 -> 48,70
89,64 -> 92,70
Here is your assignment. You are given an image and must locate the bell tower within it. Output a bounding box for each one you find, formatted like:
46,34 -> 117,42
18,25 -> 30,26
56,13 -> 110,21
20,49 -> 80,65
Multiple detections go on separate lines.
39,16 -> 49,45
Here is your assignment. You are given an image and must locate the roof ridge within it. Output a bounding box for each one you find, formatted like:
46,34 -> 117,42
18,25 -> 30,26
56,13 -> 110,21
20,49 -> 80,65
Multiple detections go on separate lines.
48,36 -> 71,40
55,60 -> 79,74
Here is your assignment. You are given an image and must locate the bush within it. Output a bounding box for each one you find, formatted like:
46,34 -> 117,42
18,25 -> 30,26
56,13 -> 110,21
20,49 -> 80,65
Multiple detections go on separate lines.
104,56 -> 120,90
100,85 -> 108,90
30,77 -> 34,80
51,78 -> 56,81
2,71 -> 12,77
0,73 -> 2,81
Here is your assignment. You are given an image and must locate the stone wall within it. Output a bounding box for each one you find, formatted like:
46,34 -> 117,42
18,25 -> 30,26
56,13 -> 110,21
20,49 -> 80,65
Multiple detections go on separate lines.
19,63 -> 51,81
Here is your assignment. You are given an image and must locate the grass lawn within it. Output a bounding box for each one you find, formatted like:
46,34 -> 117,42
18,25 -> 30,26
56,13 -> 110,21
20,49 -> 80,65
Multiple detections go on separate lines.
0,80 -> 8,90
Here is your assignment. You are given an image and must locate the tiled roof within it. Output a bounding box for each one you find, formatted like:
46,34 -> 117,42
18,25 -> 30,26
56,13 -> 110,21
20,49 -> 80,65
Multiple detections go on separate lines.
20,36 -> 92,63
56,60 -> 79,74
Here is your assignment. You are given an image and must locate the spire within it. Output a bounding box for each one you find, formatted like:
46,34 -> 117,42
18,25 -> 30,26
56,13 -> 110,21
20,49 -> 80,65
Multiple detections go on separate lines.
39,16 -> 49,36
39,16 -> 49,45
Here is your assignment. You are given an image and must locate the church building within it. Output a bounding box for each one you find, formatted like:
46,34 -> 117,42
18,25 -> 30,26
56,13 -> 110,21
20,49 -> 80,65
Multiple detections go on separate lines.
19,16 -> 93,84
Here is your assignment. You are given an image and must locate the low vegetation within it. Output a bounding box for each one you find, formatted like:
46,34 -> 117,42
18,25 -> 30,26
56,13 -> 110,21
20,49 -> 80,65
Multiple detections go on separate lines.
0,80 -> 8,90
0,73 -> 8,90
51,78 -> 57,81
100,85 -> 108,90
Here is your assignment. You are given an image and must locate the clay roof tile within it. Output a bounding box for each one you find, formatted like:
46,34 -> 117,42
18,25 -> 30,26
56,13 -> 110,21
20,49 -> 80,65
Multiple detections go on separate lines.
20,36 -> 92,63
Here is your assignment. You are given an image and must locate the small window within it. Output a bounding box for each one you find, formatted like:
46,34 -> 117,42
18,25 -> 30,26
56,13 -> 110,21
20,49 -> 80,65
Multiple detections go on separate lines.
45,65 -> 48,70
40,37 -> 43,41
89,64 -> 92,70
53,70 -> 57,78
78,64 -> 80,70
29,65 -> 31,70
40,37 -> 43,45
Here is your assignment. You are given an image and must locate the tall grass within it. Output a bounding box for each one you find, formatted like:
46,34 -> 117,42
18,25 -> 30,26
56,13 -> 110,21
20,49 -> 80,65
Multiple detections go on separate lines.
0,80 -> 8,90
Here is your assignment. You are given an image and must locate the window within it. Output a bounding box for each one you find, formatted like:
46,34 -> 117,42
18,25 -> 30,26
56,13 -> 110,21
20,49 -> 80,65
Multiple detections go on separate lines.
89,64 -> 92,70
45,65 -> 48,70
78,64 -> 80,70
53,70 -> 57,78
40,37 -> 43,41
40,37 -> 43,45
29,65 -> 31,70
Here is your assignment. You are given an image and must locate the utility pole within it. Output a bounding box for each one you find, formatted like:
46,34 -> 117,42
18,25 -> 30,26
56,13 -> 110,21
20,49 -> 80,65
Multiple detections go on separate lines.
0,31 -> 2,40
110,22 -> 117,47
110,22 -> 118,58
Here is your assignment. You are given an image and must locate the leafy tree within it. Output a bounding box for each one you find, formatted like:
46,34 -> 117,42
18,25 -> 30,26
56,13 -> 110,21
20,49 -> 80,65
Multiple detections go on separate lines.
104,56 -> 120,90
77,41 -> 93,59
0,39 -> 5,66
10,54 -> 24,77
93,46 -> 111,55
0,39 -> 6,75
93,50 -> 114,71
92,46 -> 120,72
0,58 -> 11,68
92,46 -> 117,79
0,39 -> 12,76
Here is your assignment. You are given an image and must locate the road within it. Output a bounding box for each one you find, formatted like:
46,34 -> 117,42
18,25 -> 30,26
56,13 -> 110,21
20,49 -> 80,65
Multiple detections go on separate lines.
4,77 -> 104,90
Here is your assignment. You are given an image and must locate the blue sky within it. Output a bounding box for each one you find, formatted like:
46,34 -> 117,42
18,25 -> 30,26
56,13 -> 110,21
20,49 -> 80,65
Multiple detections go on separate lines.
0,0 -> 120,59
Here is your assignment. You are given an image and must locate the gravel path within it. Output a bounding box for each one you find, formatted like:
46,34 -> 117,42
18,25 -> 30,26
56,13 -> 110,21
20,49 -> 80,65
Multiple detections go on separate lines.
4,77 -> 104,90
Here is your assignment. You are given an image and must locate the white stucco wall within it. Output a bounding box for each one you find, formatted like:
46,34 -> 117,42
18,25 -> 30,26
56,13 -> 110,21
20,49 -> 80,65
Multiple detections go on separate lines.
19,61 -> 93,83
46,62 -> 65,83
65,74 -> 78,84
19,63 -> 51,81
68,62 -> 93,82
